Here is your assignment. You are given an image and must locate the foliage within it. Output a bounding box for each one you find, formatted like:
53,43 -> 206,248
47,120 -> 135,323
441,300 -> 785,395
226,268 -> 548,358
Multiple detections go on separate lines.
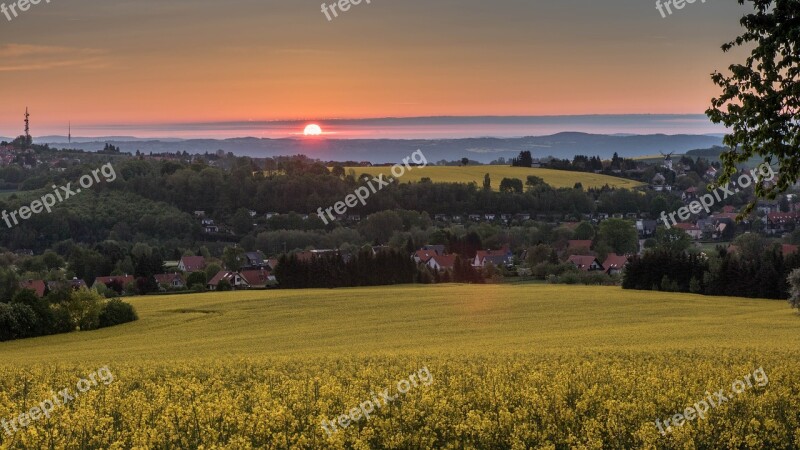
98,298 -> 139,328
706,0 -> 800,213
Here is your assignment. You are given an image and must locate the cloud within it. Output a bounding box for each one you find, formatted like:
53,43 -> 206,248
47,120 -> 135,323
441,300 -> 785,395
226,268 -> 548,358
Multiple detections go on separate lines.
0,44 -> 107,72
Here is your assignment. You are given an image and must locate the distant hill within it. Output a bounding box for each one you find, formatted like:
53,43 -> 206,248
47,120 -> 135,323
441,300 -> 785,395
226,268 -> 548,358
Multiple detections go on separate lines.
36,132 -> 724,164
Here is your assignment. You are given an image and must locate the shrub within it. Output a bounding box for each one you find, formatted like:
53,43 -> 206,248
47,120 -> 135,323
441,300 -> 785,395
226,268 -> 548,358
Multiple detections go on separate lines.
216,279 -> 233,292
788,268 -> 800,310
99,299 -> 139,328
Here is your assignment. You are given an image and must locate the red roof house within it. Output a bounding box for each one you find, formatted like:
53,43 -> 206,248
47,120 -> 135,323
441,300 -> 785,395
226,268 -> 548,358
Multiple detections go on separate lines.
20,280 -> 47,298
178,256 -> 206,272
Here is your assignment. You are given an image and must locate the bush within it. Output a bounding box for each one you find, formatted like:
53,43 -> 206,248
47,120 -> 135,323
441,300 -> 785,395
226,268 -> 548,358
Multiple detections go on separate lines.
788,268 -> 800,310
216,279 -> 233,291
99,299 -> 139,328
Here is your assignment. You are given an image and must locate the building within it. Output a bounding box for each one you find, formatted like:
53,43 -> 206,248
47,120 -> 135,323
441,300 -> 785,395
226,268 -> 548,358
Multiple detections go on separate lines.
567,255 -> 604,272
207,271 -> 250,290
473,246 -> 513,268
92,275 -> 135,290
427,255 -> 457,271
179,256 -> 207,272
154,273 -> 186,290
20,280 -> 47,298
602,253 -> 629,275
673,223 -> 703,240
240,269 -> 276,288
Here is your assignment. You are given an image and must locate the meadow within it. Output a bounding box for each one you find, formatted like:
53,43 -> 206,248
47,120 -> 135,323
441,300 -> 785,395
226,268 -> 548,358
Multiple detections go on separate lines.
343,165 -> 644,191
0,284 -> 798,449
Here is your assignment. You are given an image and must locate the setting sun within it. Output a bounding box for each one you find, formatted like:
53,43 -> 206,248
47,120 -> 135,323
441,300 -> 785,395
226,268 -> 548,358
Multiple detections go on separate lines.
303,124 -> 323,136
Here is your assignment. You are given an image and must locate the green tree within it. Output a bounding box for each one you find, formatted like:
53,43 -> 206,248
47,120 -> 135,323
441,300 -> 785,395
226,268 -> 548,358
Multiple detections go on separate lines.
223,246 -> 245,271
597,219 -> 638,255
231,208 -> 254,235
499,178 -> 523,193
707,0 -> 800,213
65,288 -> 104,331
654,227 -> 692,253
573,222 -> 595,240
461,158 -> 469,166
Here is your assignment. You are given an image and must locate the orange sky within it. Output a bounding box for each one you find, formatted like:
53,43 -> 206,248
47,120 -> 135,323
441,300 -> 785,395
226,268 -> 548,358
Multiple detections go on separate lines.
0,0 -> 752,136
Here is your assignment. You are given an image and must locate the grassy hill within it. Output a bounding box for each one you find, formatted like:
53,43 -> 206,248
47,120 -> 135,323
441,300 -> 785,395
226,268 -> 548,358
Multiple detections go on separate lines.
1,285 -> 798,448
345,165 -> 644,190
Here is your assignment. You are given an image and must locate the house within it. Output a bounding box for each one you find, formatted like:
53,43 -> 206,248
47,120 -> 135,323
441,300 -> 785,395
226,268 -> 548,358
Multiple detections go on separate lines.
567,255 -> 604,272
194,211 -> 206,218
154,273 -> 185,289
204,225 -> 220,233
244,251 -> 267,269
767,212 -> 798,234
567,240 -> 593,252
602,253 -> 629,275
201,218 -> 215,226
673,223 -> 703,240
682,187 -> 699,203
207,271 -> 250,290
240,269 -> 276,288
266,258 -> 280,271
468,214 -> 481,222
636,219 -> 657,239
515,213 -> 531,221
413,249 -> 438,264
19,280 -> 47,298
473,246 -> 514,268
92,275 -> 135,290
484,214 -> 497,221
722,205 -> 736,214
434,214 -> 448,221
782,244 -> 799,256
427,255 -> 457,271
421,245 -> 445,256
179,256 -> 206,272
705,166 -> 718,180
46,278 -> 88,292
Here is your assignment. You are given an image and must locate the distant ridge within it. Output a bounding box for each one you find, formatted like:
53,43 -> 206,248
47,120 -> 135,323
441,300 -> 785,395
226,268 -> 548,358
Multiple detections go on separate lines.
35,132 -> 724,163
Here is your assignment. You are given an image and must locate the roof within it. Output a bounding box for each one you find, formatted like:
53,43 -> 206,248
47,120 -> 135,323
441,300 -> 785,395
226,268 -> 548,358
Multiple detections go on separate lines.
20,280 -> 46,297
94,275 -> 134,286
782,244 -> 799,255
673,222 -> 701,231
208,271 -> 239,286
180,256 -> 206,271
567,240 -> 593,250
429,255 -> 457,269
415,250 -> 438,263
568,255 -> 602,271
245,252 -> 265,265
240,269 -> 273,286
768,212 -> 799,223
154,273 -> 185,284
602,253 -> 629,271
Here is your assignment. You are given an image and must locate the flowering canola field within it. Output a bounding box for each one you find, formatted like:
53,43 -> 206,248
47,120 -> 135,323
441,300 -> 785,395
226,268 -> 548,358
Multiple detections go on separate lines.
0,285 -> 798,449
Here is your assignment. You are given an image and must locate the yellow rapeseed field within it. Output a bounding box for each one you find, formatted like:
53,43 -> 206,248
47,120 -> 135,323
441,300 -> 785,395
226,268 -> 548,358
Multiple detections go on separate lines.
0,284 -> 798,449
343,165 -> 644,191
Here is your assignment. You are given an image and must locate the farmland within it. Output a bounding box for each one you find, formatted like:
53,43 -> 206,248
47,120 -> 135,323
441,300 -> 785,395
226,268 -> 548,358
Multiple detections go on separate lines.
0,285 -> 798,448
344,165 -> 644,190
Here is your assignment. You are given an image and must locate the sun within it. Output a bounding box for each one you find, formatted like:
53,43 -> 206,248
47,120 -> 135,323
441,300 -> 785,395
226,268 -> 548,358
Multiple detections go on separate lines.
303,124 -> 323,136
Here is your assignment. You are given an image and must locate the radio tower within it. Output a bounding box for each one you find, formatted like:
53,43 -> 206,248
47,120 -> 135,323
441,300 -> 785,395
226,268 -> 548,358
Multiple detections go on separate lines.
24,108 -> 30,139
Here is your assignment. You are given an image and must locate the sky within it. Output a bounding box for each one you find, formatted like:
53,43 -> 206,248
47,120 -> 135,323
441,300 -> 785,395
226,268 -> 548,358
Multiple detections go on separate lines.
0,0 -> 754,138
